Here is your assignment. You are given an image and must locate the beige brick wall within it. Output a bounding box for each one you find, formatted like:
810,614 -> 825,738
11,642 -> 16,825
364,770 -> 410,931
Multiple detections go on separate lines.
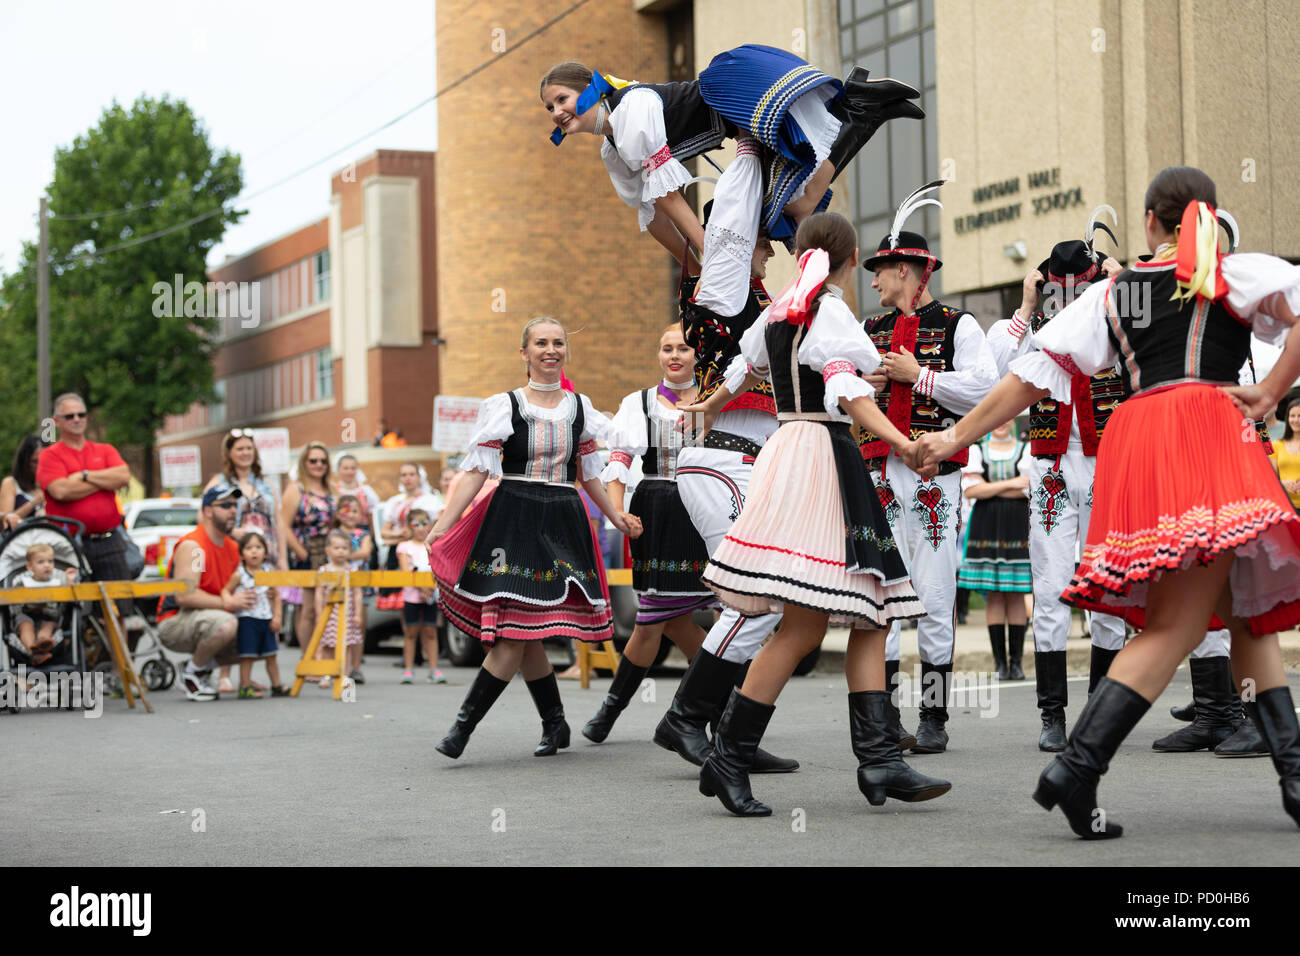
435,0 -> 677,414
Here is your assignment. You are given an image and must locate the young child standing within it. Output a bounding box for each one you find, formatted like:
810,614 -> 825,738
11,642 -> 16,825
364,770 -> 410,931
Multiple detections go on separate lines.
335,494 -> 374,682
316,529 -> 363,690
397,508 -> 444,684
14,543 -> 77,665
222,532 -> 285,698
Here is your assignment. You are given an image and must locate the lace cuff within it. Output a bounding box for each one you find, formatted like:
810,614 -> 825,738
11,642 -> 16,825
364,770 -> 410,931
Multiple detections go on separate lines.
822,366 -> 874,421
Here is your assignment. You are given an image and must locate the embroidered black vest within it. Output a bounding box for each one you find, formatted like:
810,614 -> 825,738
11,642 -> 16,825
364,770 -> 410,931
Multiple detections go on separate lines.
683,277 -> 777,414
1027,310 -> 1126,458
604,81 -> 733,163
1102,260 -> 1251,396
638,388 -> 687,479
501,390 -> 584,483
857,300 -> 968,468
764,321 -> 827,416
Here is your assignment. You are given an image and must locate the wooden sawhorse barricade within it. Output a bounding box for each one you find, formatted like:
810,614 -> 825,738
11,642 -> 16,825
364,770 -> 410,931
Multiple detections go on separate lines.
258,568 -> 628,695
0,579 -> 190,713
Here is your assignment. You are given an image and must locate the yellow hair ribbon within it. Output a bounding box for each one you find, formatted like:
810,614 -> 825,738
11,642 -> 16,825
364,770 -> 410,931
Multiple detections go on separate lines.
1172,201 -> 1224,303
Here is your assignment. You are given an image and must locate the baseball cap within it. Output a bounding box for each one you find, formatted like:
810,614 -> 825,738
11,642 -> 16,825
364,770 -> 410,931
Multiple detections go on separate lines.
201,481 -> 243,508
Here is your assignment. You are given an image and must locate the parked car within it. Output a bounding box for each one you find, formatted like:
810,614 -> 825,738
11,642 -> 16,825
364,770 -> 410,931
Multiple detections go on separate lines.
123,498 -> 200,581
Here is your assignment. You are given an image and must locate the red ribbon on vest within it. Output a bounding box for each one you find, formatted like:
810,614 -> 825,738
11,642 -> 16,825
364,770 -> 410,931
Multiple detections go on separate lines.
880,311 -> 921,443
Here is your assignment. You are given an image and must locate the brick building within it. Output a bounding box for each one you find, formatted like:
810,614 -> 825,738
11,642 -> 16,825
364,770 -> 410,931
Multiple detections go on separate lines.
155,149 -> 441,497
434,0 -> 685,413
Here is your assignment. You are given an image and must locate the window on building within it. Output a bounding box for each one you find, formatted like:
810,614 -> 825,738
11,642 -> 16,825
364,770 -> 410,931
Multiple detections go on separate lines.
839,0 -> 939,316
315,348 -> 334,400
211,380 -> 227,427
314,250 -> 331,302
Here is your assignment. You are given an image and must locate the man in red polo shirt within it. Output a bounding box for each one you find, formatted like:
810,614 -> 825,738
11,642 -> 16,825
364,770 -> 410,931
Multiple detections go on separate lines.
37,392 -> 141,625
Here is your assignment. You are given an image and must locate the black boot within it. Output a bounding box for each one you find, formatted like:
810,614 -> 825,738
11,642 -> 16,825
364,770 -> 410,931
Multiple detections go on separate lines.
1006,625 -> 1027,680
826,68 -> 924,182
850,691 -> 951,805
988,624 -> 1008,680
1254,686 -> 1300,827
1152,656 -> 1238,752
1215,698 -> 1270,757
526,671 -> 570,757
653,650 -> 798,771
885,659 -> 916,752
1036,650 -> 1068,752
911,662 -> 951,753
1170,700 -> 1196,721
581,656 -> 648,743
734,658 -> 799,774
699,689 -> 774,817
1032,677 -> 1150,839
435,668 -> 510,759
1088,645 -> 1120,694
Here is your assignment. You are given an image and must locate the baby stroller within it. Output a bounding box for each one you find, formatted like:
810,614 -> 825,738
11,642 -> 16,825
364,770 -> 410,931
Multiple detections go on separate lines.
0,517 -> 92,699
0,517 -> 176,694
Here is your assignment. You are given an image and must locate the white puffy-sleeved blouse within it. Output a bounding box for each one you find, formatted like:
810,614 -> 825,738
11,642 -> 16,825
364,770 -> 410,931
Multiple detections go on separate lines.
601,89 -> 695,232
601,387 -> 691,485
736,287 -> 879,422
1011,253 -> 1300,403
459,391 -> 614,482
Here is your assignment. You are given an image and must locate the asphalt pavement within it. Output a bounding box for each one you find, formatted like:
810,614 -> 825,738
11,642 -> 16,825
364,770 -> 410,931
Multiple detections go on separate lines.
3,652 -> 1298,866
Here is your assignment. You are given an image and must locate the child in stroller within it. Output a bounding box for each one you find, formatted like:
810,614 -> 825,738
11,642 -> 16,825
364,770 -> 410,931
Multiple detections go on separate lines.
12,543 -> 78,664
1,518 -> 91,673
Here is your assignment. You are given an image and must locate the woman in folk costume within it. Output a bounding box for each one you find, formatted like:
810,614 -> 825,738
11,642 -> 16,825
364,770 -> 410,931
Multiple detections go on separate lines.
427,318 -> 639,760
539,45 -> 923,258
910,166 -> 1300,839
955,420 -> 1032,680
683,212 -> 949,818
580,323 -> 712,743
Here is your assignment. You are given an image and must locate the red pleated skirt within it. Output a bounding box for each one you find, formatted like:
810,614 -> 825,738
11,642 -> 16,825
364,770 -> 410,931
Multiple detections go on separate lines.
1063,384 -> 1300,635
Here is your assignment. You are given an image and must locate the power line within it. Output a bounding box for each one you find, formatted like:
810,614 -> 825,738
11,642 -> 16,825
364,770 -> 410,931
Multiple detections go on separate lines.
42,0 -> 591,241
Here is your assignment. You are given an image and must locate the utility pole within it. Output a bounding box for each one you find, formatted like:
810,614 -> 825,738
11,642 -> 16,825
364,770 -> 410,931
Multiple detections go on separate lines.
37,196 -> 50,425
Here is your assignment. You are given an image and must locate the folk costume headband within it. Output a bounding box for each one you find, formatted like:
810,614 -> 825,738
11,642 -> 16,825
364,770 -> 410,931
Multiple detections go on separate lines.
549,72 -> 633,145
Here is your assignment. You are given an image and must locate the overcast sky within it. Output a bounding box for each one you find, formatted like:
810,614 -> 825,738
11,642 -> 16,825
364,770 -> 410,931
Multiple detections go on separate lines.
0,0 -> 437,276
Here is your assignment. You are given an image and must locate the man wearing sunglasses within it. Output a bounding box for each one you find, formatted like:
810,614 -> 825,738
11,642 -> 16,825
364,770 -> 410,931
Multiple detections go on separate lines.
37,393 -> 143,628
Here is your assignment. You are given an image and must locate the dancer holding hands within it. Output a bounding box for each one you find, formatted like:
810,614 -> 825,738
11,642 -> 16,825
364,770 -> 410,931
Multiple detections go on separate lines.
909,166 -> 1300,838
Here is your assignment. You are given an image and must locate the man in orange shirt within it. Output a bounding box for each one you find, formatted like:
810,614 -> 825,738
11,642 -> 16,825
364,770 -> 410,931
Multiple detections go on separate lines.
156,481 -> 255,700
37,393 -> 142,627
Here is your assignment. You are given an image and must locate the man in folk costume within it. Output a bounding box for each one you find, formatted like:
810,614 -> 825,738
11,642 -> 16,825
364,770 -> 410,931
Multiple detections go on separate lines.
859,182 -> 999,754
993,207 -> 1129,751
652,142 -> 798,774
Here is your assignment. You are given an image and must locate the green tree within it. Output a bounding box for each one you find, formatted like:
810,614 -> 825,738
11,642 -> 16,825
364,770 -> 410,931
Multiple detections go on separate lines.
0,94 -> 243,488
